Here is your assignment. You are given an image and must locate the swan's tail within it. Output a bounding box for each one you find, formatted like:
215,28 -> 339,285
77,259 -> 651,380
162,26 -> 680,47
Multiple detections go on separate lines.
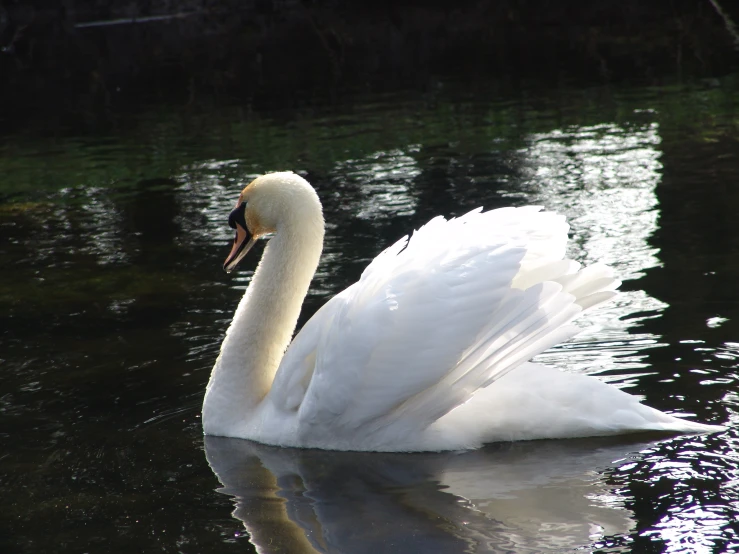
643,412 -> 726,434
434,363 -> 725,448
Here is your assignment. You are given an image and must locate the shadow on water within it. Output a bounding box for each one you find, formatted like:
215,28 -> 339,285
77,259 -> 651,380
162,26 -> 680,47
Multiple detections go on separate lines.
205,435 -> 665,553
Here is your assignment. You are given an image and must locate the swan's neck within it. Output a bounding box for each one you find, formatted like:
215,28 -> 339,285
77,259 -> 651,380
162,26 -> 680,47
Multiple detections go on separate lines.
204,222 -> 323,433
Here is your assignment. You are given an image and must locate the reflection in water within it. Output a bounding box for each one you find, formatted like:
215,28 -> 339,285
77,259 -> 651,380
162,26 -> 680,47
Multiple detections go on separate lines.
618,433 -> 739,553
520,123 -> 669,384
75,188 -> 130,266
205,436 -> 663,553
333,148 -> 420,220
522,122 -> 662,279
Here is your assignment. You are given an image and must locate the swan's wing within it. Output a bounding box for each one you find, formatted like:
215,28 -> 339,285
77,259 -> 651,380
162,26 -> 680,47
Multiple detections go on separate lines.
272,207 -> 619,442
270,291 -> 346,412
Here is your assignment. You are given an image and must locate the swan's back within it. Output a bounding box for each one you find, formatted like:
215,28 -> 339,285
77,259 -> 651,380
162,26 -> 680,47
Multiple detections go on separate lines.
265,205 -> 622,450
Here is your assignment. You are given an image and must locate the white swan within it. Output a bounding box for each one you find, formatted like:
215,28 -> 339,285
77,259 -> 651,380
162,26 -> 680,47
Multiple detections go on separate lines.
203,171 -> 723,451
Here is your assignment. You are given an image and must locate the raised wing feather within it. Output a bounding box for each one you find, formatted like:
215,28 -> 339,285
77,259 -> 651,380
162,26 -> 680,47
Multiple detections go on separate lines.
271,206 -> 619,444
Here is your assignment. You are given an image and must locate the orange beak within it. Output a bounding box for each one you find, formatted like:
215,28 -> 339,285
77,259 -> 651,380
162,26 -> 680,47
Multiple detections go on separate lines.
223,201 -> 256,272
224,224 -> 256,273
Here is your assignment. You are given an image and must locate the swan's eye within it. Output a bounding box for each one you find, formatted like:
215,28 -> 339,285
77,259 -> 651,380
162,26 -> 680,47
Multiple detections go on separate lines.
228,202 -> 247,230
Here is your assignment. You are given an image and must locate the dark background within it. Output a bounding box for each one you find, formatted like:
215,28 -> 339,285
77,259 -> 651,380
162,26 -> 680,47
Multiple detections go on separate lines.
1,0 -> 738,131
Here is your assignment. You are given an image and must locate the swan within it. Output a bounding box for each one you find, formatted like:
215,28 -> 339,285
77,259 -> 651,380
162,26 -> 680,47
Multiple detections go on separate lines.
202,171 -> 723,451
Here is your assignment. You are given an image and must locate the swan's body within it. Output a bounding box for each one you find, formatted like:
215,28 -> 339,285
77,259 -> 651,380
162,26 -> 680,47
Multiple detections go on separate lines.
203,171 -> 722,451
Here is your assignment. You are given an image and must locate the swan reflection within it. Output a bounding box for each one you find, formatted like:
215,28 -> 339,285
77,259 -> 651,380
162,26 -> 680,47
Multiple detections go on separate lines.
205,436 -> 661,553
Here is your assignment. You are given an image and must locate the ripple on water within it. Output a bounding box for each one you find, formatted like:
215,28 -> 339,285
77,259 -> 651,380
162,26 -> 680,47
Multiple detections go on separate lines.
2,78 -> 739,553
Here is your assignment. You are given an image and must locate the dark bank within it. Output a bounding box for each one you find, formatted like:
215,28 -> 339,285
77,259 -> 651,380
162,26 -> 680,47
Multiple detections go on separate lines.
1,0 -> 738,131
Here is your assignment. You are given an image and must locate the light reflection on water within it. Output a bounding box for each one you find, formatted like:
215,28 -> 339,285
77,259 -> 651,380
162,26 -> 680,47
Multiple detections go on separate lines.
518,122 -> 668,388
333,147 -> 421,220
522,122 -> 662,280
1,82 -> 738,553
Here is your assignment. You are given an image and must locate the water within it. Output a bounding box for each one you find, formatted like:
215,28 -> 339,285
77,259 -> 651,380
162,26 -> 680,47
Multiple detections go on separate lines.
1,76 -> 739,553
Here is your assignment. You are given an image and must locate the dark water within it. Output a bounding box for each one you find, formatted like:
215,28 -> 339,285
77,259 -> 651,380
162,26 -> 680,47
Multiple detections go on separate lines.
2,76 -> 739,553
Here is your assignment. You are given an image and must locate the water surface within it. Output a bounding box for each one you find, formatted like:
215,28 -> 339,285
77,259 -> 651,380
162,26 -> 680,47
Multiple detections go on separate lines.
2,76 -> 739,553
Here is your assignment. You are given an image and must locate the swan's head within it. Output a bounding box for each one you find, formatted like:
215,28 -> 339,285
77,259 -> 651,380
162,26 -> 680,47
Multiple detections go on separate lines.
224,171 -> 324,272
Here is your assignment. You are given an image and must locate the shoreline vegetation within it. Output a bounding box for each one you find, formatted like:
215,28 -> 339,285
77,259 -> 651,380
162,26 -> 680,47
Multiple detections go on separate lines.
1,0 -> 738,130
